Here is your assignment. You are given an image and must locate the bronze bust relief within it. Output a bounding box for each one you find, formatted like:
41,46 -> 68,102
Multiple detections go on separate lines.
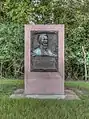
32,34 -> 57,57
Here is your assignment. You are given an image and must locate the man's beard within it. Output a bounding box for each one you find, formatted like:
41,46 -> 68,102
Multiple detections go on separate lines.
42,43 -> 48,49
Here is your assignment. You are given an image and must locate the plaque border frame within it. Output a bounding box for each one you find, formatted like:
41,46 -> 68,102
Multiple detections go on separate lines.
30,31 -> 58,72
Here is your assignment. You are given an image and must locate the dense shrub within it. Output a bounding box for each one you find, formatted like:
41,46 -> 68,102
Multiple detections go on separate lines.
0,23 -> 24,78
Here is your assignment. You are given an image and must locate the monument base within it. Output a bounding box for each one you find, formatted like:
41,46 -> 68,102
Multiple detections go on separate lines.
25,94 -> 65,99
10,89 -> 80,100
25,72 -> 64,95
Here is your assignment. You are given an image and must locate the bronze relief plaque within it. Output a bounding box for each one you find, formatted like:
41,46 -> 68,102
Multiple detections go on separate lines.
30,31 -> 58,72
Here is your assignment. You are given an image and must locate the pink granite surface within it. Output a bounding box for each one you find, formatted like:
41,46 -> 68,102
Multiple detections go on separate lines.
24,25 -> 64,95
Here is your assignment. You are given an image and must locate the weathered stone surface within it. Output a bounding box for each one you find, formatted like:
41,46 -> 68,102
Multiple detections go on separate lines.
24,25 -> 64,95
10,94 -> 24,99
65,89 -> 80,100
10,89 -> 80,100
14,89 -> 24,94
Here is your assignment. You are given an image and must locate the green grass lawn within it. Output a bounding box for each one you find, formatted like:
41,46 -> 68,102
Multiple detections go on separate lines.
0,79 -> 89,119
65,81 -> 89,90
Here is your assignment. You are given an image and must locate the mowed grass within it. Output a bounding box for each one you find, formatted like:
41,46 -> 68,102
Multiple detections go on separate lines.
65,81 -> 89,90
0,79 -> 89,119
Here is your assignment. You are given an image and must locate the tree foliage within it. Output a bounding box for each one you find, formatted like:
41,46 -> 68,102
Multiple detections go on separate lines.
0,0 -> 89,80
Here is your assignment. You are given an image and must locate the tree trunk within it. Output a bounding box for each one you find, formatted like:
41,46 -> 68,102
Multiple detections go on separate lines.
82,46 -> 87,81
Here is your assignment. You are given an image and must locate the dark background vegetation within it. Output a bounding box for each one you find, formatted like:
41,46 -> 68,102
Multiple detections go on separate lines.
0,0 -> 89,80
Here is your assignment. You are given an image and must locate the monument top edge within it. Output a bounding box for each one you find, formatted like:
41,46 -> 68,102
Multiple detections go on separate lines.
24,24 -> 64,26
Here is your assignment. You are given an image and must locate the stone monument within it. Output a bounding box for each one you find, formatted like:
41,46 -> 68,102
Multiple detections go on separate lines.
24,25 -> 65,99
